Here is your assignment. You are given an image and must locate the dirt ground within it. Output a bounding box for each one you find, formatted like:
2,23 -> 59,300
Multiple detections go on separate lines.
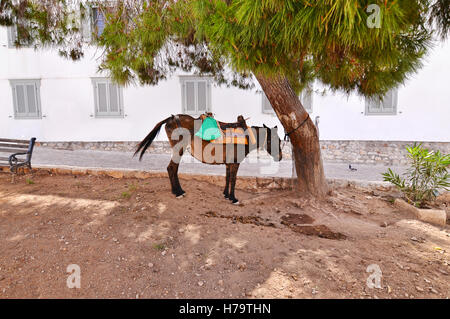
0,172 -> 449,299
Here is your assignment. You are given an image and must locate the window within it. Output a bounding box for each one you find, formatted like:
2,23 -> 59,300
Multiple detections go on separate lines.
91,7 -> 106,37
7,26 -> 17,48
179,76 -> 212,115
300,88 -> 313,113
9,80 -> 42,119
80,6 -> 107,41
261,93 -> 274,114
262,87 -> 313,114
365,89 -> 398,115
91,78 -> 124,118
7,25 -> 32,48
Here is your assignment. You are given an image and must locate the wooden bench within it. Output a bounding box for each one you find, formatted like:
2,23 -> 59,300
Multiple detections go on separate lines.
0,138 -> 37,173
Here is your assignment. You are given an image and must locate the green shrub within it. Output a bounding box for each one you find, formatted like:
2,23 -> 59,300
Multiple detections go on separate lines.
128,183 -> 138,192
383,143 -> 449,207
153,243 -> 165,251
121,191 -> 131,199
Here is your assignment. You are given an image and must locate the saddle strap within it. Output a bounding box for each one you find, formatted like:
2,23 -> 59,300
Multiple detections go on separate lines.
247,126 -> 256,144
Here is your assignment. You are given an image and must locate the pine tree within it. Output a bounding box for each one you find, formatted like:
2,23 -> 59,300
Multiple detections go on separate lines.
1,0 -> 448,196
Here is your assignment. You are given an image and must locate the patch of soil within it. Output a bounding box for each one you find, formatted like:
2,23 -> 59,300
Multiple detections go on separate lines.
289,225 -> 347,240
281,213 -> 315,226
202,211 -> 276,227
0,172 -> 449,299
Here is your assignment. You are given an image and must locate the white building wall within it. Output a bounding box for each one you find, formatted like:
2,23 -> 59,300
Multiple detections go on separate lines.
1,26 -> 449,143
313,40 -> 450,141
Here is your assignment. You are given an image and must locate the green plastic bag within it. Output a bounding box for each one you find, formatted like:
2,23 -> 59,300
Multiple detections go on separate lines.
195,117 -> 222,141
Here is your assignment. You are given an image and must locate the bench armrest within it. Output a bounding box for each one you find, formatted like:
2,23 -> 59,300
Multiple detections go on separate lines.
9,152 -> 27,165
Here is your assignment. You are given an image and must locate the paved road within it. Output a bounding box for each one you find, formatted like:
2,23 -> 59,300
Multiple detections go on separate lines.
31,147 -> 406,182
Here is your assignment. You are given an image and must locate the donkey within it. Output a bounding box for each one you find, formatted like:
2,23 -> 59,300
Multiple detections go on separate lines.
134,114 -> 282,204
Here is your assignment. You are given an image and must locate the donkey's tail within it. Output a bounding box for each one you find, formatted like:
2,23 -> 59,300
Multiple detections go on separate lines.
134,116 -> 172,161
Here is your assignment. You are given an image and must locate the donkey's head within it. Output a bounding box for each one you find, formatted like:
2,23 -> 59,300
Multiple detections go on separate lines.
262,124 -> 283,162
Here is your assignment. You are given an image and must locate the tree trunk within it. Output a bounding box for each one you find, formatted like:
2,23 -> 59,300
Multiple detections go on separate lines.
256,75 -> 328,197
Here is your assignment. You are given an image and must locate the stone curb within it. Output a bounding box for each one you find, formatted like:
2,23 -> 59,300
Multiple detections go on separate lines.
394,198 -> 447,226
1,164 -> 396,192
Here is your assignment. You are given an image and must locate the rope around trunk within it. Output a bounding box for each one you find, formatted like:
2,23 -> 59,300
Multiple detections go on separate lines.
284,114 -> 310,140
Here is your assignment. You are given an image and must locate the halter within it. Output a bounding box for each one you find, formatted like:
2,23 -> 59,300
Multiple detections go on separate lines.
258,126 -> 287,156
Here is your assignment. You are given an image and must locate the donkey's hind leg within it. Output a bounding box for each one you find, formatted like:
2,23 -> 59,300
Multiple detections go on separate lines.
223,164 -> 231,199
167,159 -> 185,198
167,137 -> 187,198
228,163 -> 240,204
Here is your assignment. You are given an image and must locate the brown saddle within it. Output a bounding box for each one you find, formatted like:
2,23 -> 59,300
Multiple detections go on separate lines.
199,113 -> 256,145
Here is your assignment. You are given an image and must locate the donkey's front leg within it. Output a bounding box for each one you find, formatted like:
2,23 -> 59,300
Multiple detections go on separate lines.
223,164 -> 231,199
228,163 -> 240,204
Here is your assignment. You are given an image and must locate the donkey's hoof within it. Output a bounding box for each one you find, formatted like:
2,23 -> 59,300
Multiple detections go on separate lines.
176,193 -> 186,199
224,194 -> 229,199
230,199 -> 239,205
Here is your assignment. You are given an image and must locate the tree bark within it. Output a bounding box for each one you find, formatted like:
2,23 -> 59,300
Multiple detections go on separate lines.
256,75 -> 328,197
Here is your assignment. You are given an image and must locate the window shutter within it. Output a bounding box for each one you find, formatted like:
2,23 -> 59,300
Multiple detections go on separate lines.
368,97 -> 382,113
301,89 -> 313,112
92,8 -> 106,37
10,80 -> 41,119
97,12 -> 106,36
81,9 -> 92,41
26,84 -> 38,114
181,83 -> 186,112
108,83 -> 119,113
97,83 -> 108,113
206,82 -> 211,111
382,90 -> 397,112
262,93 -> 273,112
15,85 -> 26,114
197,81 -> 207,112
92,8 -> 99,35
7,26 -> 17,47
185,82 -> 196,112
